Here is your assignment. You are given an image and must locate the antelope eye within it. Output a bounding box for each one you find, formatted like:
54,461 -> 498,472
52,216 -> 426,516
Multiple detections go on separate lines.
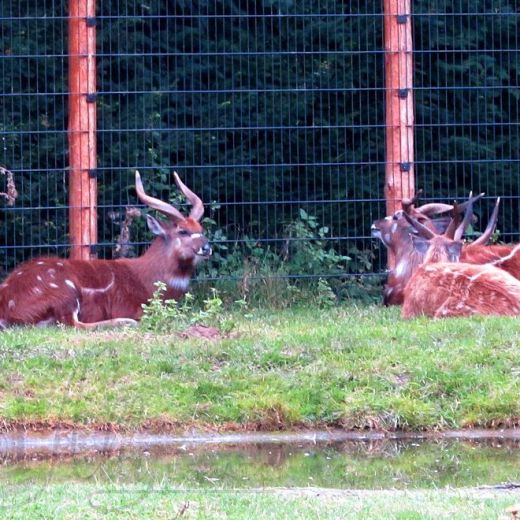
178,229 -> 190,236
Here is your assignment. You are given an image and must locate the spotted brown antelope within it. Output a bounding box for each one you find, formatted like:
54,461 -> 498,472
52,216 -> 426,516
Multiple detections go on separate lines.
0,171 -> 211,329
401,200 -> 520,319
371,191 -> 488,305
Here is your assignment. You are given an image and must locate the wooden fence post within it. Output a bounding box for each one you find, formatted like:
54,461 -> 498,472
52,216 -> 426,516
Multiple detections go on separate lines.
383,0 -> 415,265
68,0 -> 97,260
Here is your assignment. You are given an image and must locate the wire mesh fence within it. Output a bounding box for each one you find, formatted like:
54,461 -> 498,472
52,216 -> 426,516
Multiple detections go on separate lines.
413,4 -> 520,240
0,1 -> 519,300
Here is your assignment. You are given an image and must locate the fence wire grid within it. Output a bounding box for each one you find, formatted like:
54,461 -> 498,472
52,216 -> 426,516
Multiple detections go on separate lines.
0,1 -> 519,298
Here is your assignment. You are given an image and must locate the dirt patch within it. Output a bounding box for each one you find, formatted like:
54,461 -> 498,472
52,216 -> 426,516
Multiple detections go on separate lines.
3,413 -> 520,439
0,417 -> 323,435
180,325 -> 223,341
0,419 -> 126,434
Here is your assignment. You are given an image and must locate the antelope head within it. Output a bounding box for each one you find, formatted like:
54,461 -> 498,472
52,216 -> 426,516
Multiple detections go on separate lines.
135,170 -> 211,271
402,199 -> 475,264
370,190 -> 473,252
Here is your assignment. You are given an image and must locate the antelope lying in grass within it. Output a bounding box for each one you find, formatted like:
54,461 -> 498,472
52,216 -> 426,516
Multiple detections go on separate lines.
0,171 -> 211,329
371,191 -> 489,305
401,203 -> 520,319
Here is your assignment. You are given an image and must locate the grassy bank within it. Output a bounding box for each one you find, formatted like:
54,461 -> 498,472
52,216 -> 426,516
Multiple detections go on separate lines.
1,484 -> 518,519
1,305 -> 520,431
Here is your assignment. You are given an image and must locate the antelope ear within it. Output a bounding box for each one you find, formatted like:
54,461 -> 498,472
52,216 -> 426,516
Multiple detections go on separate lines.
146,214 -> 167,237
411,235 -> 430,255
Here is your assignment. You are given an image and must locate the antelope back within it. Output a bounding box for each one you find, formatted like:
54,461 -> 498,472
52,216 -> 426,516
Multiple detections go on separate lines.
402,261 -> 520,319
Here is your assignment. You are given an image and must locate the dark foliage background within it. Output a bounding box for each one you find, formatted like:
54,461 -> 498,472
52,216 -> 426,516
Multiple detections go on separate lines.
0,1 -> 519,297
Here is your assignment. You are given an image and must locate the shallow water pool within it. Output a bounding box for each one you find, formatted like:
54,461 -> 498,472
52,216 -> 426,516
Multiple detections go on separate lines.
2,430 -> 520,490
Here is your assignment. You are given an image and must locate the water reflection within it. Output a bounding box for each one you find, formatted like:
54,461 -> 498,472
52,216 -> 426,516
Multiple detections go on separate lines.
2,433 -> 520,489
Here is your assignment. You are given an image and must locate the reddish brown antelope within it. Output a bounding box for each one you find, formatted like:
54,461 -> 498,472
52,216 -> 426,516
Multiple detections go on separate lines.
371,191 -> 489,305
0,171 -> 211,329
401,203 -> 520,319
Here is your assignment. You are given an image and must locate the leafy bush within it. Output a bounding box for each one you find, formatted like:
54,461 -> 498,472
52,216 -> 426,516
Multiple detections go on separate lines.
140,282 -> 242,334
193,208 -> 379,307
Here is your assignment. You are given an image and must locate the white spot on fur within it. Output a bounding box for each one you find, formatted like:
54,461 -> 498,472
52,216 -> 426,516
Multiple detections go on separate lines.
73,299 -> 81,322
8,299 -> 15,309
390,223 -> 397,234
65,279 -> 76,290
48,268 -> 56,277
49,283 -> 59,289
394,259 -> 409,277
37,261 -> 45,265
81,275 -> 115,295
491,243 -> 520,267
168,277 -> 190,291
16,271 -> 23,276
32,287 -> 43,296
37,275 -> 43,282
468,267 -> 494,283
57,262 -> 64,266
191,233 -> 202,238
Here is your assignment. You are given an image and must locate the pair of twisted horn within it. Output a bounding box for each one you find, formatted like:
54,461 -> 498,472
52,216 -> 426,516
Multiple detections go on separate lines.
403,192 -> 481,241
403,205 -> 468,242
402,189 -> 455,217
402,189 -> 485,218
404,192 -> 501,245
135,170 -> 204,222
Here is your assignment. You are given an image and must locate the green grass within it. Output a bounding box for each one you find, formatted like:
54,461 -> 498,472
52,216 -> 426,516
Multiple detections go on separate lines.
1,304 -> 520,431
0,484 -> 518,519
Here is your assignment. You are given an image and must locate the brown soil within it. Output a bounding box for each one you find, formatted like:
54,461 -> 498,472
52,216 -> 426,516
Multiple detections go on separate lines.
3,414 -> 520,441
0,417 -> 323,435
180,324 -> 223,340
